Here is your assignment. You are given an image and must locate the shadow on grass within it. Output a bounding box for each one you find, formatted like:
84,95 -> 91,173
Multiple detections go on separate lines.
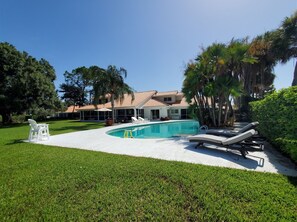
46,120 -> 81,124
0,123 -> 28,129
288,176 -> 297,187
5,139 -> 24,145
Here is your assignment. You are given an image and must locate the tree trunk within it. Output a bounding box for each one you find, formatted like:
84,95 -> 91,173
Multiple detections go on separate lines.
111,94 -> 115,123
292,61 -> 297,86
203,96 -> 211,126
211,97 -> 217,127
218,96 -> 224,127
196,95 -> 203,124
224,98 -> 229,126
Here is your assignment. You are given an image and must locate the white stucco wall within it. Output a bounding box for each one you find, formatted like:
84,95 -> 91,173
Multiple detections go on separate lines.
159,107 -> 168,118
144,107 -> 169,120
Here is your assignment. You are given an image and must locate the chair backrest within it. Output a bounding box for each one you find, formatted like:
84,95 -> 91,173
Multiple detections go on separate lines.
28,119 -> 38,130
138,117 -> 145,121
223,129 -> 255,145
238,122 -> 259,133
131,117 -> 138,122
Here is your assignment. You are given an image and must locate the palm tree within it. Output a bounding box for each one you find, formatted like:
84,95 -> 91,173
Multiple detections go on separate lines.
225,39 -> 254,120
182,40 -> 254,126
247,33 -> 276,98
271,11 -> 297,86
92,65 -> 134,123
182,62 -> 210,125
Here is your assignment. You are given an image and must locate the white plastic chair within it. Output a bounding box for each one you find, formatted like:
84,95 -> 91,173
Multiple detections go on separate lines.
28,119 -> 50,142
138,117 -> 149,122
131,117 -> 140,124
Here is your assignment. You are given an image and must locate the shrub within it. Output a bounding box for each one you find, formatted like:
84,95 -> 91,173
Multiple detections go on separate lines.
29,108 -> 55,121
275,138 -> 297,161
11,114 -> 27,123
250,86 -> 297,162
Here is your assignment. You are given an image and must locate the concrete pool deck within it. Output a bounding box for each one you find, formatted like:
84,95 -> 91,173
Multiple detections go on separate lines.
34,121 -> 297,177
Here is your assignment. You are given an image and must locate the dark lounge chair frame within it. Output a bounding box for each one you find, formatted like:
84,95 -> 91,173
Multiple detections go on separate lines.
206,121 -> 259,137
189,129 -> 264,158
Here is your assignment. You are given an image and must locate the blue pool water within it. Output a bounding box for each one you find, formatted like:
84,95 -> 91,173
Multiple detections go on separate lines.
107,120 -> 200,139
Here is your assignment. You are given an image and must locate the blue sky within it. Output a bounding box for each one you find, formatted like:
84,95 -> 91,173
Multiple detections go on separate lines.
1,0 -> 296,92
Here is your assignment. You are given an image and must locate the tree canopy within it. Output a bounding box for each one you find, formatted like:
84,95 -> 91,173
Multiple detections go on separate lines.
182,11 -> 296,126
0,42 -> 61,124
60,66 -> 93,107
92,65 -> 134,123
272,11 -> 297,85
183,40 -> 256,126
60,65 -> 134,123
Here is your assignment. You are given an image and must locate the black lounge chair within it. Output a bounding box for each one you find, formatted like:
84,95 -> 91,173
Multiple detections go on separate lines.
188,129 -> 264,158
205,121 -> 259,137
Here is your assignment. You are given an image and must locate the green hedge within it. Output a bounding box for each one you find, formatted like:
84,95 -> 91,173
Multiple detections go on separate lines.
250,86 -> 297,162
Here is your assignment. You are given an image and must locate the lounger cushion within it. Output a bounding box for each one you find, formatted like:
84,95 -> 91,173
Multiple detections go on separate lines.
188,134 -> 227,144
238,122 -> 259,133
206,129 -> 237,137
188,129 -> 256,146
222,129 -> 255,145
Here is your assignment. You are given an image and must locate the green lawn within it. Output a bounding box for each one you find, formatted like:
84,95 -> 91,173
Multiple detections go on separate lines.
0,120 -> 296,221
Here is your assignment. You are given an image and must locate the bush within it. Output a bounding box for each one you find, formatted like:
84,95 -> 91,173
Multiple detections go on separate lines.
29,108 -> 55,121
250,86 -> 297,162
11,114 -> 27,123
275,138 -> 297,161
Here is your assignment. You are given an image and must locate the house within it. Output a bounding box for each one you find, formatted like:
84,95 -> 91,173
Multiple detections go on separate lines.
144,91 -> 191,120
76,90 -> 192,122
57,105 -> 80,119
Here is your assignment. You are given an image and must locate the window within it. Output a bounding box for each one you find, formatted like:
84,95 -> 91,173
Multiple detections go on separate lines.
164,97 -> 172,102
151,110 -> 160,119
181,109 -> 190,119
170,109 -> 179,114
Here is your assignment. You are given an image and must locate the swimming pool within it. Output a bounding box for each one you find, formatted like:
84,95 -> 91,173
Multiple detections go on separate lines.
107,120 -> 200,139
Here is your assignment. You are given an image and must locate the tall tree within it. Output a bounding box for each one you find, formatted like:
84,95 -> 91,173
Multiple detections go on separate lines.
0,42 -> 61,124
271,11 -> 297,86
236,33 -> 276,114
92,65 -> 134,123
183,40 -> 255,126
60,66 -> 92,106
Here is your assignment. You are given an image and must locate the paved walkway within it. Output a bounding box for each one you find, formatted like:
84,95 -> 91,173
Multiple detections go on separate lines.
35,121 -> 297,177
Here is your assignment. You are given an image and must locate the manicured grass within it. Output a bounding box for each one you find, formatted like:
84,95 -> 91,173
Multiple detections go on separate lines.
0,120 -> 296,221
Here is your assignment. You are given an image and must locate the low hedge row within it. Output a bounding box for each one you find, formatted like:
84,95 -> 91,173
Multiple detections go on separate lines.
250,86 -> 297,162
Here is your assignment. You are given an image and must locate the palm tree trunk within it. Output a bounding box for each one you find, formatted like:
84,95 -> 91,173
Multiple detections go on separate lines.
218,96 -> 223,127
193,94 -> 202,122
211,96 -> 217,127
225,95 -> 234,126
196,95 -> 204,123
224,96 -> 229,126
205,96 -> 212,126
292,61 -> 297,86
111,94 -> 115,123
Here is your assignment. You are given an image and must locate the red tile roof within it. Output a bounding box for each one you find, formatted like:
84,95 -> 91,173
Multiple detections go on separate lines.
75,90 -> 193,111
171,97 -> 192,107
143,99 -> 168,107
77,90 -> 157,110
64,105 -> 80,113
153,90 -> 178,97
